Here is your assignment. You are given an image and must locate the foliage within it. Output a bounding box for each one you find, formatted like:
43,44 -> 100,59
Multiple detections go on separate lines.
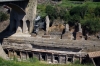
37,4 -> 47,18
28,57 -> 39,63
0,11 -> 9,22
94,6 -> 100,17
45,5 -> 58,20
70,6 -> 87,19
68,14 -> 80,26
0,57 -> 93,66
59,8 -> 70,22
37,0 -> 100,34
81,18 -> 100,34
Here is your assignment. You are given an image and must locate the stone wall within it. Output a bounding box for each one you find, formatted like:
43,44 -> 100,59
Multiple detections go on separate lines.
2,38 -> 85,63
0,43 -> 7,59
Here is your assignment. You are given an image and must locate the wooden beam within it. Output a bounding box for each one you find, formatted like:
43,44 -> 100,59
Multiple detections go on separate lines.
91,58 -> 96,66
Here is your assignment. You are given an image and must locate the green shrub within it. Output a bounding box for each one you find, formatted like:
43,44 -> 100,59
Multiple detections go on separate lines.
0,11 -> 9,22
28,57 -> 39,63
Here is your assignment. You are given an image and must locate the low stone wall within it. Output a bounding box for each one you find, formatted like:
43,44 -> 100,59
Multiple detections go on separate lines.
1,37 -> 88,63
0,43 -> 7,59
1,37 -> 100,63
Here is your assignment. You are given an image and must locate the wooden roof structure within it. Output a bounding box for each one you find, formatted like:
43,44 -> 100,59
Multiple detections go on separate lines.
88,51 -> 100,58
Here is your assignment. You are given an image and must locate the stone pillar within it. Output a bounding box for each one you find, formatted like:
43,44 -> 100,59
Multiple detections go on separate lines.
19,52 -> 21,60
79,54 -> 82,64
32,52 -> 34,58
65,24 -> 69,32
13,50 -> 16,58
26,52 -> 29,59
65,55 -> 68,64
72,55 -> 75,63
58,55 -> 61,63
7,49 -> 10,58
46,54 -> 48,61
51,53 -> 54,63
26,0 -> 37,33
23,19 -> 28,34
45,16 -> 50,34
39,53 -> 41,61
78,23 -> 82,33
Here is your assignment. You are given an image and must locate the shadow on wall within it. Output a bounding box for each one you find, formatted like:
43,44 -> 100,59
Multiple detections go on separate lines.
0,24 -> 16,44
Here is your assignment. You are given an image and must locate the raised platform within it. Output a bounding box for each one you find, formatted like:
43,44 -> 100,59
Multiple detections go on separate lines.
10,33 -> 31,37
1,37 -> 100,63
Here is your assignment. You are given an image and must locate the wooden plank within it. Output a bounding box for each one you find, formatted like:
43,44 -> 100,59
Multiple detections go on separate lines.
91,58 -> 96,66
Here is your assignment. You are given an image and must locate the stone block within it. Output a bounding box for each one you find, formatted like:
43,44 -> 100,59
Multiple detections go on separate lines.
62,32 -> 73,39
42,35 -> 50,38
76,32 -> 82,40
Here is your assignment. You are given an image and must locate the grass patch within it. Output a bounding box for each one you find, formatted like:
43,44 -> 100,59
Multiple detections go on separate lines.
0,57 -> 93,66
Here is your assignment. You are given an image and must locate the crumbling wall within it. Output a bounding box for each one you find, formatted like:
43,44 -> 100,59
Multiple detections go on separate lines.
0,43 -> 7,59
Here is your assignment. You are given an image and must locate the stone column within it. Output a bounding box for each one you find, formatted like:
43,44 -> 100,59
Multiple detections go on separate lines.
51,53 -> 54,63
26,0 -> 37,33
46,54 -> 48,61
20,51 -> 22,60
45,16 -> 50,34
72,55 -> 75,63
79,54 -> 82,64
26,52 -> 29,59
39,53 -> 41,61
23,19 -> 28,34
78,23 -> 82,33
7,49 -> 10,58
58,55 -> 61,63
65,24 -> 69,32
65,55 -> 68,64
32,52 -> 34,58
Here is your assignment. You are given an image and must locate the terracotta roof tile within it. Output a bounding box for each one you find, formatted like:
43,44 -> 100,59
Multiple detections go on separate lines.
88,51 -> 100,58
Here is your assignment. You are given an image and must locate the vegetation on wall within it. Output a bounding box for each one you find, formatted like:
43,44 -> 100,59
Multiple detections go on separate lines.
0,11 -> 9,22
37,0 -> 100,35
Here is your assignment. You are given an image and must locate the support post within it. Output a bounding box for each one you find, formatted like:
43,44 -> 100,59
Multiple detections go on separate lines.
7,49 -> 10,57
79,54 -> 82,64
39,53 -> 41,61
32,52 -> 34,58
13,50 -> 15,59
20,51 -> 22,60
51,53 -> 54,63
72,55 -> 75,63
26,51 -> 29,59
65,55 -> 68,64
58,55 -> 61,63
46,54 -> 48,61
91,58 -> 96,66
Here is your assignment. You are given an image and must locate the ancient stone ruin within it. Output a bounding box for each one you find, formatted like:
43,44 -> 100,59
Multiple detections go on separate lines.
0,0 -> 100,66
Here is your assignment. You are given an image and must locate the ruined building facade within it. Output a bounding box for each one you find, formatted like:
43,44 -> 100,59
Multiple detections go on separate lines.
7,0 -> 37,37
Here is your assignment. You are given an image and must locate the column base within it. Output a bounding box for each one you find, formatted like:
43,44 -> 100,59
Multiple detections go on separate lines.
11,33 -> 31,37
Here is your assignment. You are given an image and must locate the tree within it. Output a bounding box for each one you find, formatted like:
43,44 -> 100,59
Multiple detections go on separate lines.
45,5 -> 58,20
68,14 -> 80,26
81,18 -> 100,34
70,6 -> 87,19
59,8 -> 70,23
94,6 -> 100,17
